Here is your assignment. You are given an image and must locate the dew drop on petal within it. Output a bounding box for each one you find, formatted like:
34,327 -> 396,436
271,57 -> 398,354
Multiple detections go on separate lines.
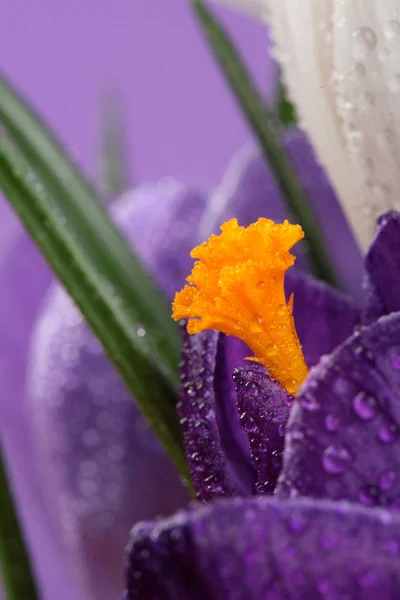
352,26 -> 377,60
325,414 -> 339,432
322,445 -> 351,474
384,19 -> 400,39
379,470 -> 396,492
352,392 -> 377,420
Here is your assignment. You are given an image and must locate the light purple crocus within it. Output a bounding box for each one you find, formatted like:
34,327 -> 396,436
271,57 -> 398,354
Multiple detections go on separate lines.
123,159 -> 400,595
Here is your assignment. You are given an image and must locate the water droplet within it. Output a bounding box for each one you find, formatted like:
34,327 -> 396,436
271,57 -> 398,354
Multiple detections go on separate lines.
352,26 -> 377,60
256,280 -> 266,290
363,91 -> 376,106
299,393 -> 319,411
384,20 -> 400,39
137,326 -> 146,338
289,513 -> 309,534
359,485 -> 379,506
321,532 -> 339,551
325,414 -> 339,432
355,62 -> 366,76
378,422 -> 397,443
389,73 -> 400,93
352,392 -> 377,420
379,470 -> 396,491
322,445 -> 351,474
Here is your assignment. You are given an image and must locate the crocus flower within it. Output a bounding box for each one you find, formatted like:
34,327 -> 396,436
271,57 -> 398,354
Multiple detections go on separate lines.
124,204 -> 400,598
26,129 -> 360,598
214,0 -> 400,252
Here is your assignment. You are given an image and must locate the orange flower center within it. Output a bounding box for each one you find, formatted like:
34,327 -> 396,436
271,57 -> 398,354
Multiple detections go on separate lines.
172,218 -> 308,395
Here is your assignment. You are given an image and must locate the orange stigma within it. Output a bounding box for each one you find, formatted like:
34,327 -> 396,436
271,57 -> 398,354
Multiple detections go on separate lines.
172,218 -> 309,395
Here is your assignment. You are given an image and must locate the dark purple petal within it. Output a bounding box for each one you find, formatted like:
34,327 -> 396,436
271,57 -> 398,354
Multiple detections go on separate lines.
213,335 -> 255,495
286,269 -> 360,368
364,211 -> 400,324
125,496 -> 400,599
200,129 -> 363,303
234,365 -> 293,495
179,330 -> 239,501
27,182 -> 204,599
277,312 -> 400,508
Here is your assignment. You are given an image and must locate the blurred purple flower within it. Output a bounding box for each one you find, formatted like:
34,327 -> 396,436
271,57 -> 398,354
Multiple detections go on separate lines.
124,208 -> 400,594
0,128 -> 361,599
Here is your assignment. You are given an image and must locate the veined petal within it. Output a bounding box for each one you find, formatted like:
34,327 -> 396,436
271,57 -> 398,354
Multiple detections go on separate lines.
267,0 -> 400,250
125,496 -> 400,599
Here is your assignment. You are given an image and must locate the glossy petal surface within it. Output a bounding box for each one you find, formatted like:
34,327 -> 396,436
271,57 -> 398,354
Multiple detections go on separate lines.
286,269 -> 360,368
364,211 -> 400,324
28,182 -> 203,599
125,496 -> 400,599
277,312 -> 400,507
234,365 -> 292,494
179,330 -> 240,501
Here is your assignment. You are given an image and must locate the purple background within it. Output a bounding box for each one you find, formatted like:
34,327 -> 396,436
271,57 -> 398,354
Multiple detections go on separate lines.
1,0 -> 272,188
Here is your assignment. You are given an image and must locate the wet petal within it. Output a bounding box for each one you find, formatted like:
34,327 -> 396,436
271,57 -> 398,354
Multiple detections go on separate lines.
233,365 -> 292,494
179,330 -> 240,501
277,312 -> 400,508
200,130 -> 363,303
364,211 -> 400,324
125,495 -> 400,599
287,269 -> 360,368
28,182 -> 204,599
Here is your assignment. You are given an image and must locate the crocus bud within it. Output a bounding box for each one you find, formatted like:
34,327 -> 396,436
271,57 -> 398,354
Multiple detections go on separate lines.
214,0 -> 400,251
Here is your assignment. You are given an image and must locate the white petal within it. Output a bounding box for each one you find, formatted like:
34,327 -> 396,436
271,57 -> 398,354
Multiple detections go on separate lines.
268,0 -> 400,250
267,0 -> 366,249
333,0 -> 400,245
211,0 -> 269,19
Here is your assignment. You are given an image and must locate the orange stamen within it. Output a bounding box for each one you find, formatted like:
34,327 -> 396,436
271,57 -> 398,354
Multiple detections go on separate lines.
172,218 -> 308,395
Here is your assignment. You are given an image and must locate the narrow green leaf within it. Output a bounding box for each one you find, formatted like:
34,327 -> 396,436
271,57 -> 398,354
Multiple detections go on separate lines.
0,135 -> 188,479
0,76 -> 189,484
193,0 -> 340,288
0,76 -> 179,384
0,447 -> 38,600
277,80 -> 297,126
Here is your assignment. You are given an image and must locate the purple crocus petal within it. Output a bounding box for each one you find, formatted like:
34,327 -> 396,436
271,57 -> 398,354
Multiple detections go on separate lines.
200,129 -> 363,303
179,330 -> 239,501
277,312 -> 400,507
125,496 -> 400,599
213,335 -> 255,495
286,269 -> 360,368
27,182 -> 205,599
233,365 -> 293,495
364,211 -> 400,324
